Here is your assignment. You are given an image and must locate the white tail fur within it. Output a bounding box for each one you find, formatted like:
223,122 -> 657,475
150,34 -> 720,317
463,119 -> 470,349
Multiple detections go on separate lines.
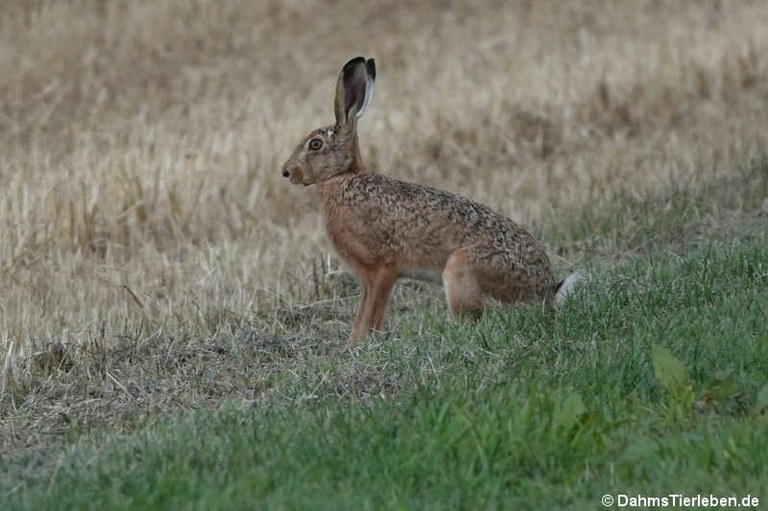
555,272 -> 583,305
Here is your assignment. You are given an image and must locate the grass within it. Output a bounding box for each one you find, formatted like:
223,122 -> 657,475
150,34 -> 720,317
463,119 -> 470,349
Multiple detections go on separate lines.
3,0 -> 768,376
2,217 -> 766,509
2,1 -> 768,508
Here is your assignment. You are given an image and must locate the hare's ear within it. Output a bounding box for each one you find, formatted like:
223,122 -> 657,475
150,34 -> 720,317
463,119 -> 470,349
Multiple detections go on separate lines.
334,57 -> 376,128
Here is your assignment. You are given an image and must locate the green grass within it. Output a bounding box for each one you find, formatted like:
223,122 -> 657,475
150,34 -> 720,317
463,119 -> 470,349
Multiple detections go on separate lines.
2,218 -> 766,510
549,152 -> 768,258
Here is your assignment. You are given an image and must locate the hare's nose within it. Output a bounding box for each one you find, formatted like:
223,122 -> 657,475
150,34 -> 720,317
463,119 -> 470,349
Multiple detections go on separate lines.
282,169 -> 290,177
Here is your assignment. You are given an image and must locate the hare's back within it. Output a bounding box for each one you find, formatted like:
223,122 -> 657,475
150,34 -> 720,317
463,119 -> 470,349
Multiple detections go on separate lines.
338,173 -> 545,258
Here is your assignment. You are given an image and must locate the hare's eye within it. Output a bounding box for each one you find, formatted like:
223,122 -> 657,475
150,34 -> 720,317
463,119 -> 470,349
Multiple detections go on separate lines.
308,138 -> 323,151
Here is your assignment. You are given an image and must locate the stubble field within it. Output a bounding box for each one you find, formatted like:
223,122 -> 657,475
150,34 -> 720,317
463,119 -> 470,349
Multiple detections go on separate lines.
1,1 -> 767,508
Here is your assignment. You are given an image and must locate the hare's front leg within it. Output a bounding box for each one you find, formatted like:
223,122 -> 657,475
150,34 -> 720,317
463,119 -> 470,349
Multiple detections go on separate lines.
346,266 -> 398,347
348,271 -> 371,346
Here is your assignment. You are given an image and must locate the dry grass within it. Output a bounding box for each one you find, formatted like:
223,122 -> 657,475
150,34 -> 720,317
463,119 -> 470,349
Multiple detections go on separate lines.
1,0 -> 768,450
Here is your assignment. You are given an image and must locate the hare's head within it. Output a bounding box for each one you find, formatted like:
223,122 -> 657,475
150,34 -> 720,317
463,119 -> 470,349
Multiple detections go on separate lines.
282,57 -> 376,186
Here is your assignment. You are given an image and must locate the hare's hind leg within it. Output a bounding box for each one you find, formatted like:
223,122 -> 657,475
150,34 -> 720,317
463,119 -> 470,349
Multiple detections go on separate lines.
442,249 -> 484,320
346,266 -> 398,347
469,247 -> 554,304
443,245 -> 551,319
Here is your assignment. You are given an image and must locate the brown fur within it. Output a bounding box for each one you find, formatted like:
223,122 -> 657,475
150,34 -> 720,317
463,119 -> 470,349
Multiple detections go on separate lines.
283,57 -> 559,347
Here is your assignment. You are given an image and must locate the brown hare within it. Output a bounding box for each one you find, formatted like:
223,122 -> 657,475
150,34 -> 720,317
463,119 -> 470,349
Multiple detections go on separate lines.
282,57 -> 579,347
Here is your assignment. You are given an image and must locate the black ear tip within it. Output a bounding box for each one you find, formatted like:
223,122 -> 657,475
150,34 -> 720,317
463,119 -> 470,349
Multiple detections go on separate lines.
342,56 -> 375,81
342,56 -> 366,76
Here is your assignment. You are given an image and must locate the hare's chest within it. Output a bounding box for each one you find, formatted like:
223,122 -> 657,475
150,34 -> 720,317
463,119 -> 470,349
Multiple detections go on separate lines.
324,201 -> 399,265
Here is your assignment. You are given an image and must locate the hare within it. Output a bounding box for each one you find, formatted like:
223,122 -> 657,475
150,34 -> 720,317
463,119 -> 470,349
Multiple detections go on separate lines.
282,57 -> 579,347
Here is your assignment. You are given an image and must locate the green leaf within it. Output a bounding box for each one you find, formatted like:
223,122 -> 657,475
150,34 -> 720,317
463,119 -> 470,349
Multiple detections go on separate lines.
651,345 -> 690,399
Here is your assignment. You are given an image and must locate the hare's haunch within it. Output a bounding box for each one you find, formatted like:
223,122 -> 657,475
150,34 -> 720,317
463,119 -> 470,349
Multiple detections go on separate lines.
282,57 -> 578,347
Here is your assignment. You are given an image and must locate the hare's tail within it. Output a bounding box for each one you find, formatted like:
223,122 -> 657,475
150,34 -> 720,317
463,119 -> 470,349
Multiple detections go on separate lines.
554,272 -> 584,305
